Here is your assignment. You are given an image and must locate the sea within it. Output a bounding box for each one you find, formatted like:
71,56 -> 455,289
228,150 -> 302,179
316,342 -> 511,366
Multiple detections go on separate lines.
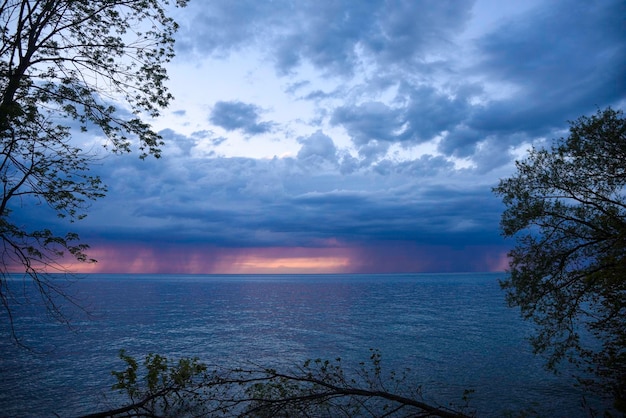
0,273 -> 612,417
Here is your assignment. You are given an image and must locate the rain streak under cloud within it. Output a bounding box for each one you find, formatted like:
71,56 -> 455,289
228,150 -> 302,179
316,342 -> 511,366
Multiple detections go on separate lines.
16,0 -> 626,273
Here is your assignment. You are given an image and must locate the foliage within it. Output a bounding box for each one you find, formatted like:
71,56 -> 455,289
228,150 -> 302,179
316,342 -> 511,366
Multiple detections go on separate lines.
493,107 -> 626,410
82,350 -> 475,418
0,0 -> 186,336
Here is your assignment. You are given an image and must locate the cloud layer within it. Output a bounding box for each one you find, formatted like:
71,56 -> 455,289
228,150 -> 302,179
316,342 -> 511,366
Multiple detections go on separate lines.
13,0 -> 626,273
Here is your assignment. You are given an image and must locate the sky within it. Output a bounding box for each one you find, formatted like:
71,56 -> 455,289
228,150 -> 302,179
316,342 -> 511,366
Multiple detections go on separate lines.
16,0 -> 626,274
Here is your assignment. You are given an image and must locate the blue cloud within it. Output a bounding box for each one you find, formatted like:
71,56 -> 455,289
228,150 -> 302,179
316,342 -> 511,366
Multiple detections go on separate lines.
24,1 -> 625,273
58,148 -> 504,251
399,84 -> 475,143
176,0 -> 625,172
297,130 -> 337,164
209,101 -> 274,135
179,0 -> 474,75
331,102 -> 403,160
466,0 -> 626,138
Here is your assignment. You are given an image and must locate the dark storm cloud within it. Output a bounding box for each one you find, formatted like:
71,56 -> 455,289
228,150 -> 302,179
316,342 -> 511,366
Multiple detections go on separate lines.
178,0 -> 474,75
154,128 -> 226,156
98,0 -> 626,246
438,0 -> 626,161
179,0 -> 625,171
297,131 -> 338,164
476,0 -> 625,108
64,142 -> 504,253
174,1 -> 277,56
330,85 -> 477,159
209,101 -> 274,135
283,185 -> 502,245
331,102 -> 403,157
30,0 -> 625,273
271,0 -> 473,75
372,155 -> 454,176
399,84 -> 476,143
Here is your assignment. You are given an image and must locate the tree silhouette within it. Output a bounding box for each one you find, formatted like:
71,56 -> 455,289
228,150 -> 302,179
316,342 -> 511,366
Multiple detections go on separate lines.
494,107 -> 626,411
0,0 -> 186,337
82,350 -> 474,418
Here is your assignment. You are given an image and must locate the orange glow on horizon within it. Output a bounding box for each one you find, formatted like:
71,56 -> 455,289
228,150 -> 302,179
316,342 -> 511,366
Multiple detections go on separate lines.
30,242 -> 510,275
47,244 -> 359,274
228,255 -> 351,274
208,246 -> 357,274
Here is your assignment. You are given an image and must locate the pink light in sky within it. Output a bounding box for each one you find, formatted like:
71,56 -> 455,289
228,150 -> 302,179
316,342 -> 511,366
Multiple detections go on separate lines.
48,241 -> 509,274
205,247 -> 355,274
67,244 -> 358,274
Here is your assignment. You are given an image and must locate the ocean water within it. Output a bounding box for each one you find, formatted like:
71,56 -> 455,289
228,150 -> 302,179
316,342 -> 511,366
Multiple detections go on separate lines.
0,273 -> 608,417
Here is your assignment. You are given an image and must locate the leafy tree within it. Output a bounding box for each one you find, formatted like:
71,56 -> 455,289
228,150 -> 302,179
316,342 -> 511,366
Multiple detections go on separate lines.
493,107 -> 626,411
82,350 -> 475,418
0,0 -> 186,335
